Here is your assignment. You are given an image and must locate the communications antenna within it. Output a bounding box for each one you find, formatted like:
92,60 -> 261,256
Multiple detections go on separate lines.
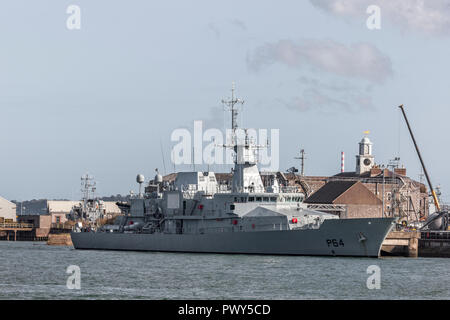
81,173 -> 96,216
294,149 -> 306,176
222,81 -> 244,142
81,173 -> 96,201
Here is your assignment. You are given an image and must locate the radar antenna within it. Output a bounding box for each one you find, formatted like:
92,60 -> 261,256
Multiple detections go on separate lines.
294,149 -> 306,176
222,81 -> 244,136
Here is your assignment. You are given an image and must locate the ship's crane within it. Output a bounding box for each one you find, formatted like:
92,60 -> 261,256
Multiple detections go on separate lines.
398,105 -> 448,230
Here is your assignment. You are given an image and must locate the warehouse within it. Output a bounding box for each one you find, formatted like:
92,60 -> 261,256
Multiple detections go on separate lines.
0,196 -> 17,222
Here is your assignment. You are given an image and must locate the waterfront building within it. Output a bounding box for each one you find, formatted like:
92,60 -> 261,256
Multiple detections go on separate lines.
0,196 -> 17,222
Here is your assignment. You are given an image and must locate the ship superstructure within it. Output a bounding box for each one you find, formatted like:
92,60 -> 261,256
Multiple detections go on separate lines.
69,174 -> 107,223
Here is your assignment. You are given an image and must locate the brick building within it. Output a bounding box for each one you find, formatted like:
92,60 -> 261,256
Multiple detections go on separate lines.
303,180 -> 383,218
286,135 -> 429,221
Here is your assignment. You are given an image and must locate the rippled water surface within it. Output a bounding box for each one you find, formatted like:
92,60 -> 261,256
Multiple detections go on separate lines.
0,241 -> 449,299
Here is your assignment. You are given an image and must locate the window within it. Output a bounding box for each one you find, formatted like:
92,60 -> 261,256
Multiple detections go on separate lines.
256,197 -> 262,202
248,197 -> 255,202
263,197 -> 269,202
270,197 -> 277,202
230,204 -> 235,211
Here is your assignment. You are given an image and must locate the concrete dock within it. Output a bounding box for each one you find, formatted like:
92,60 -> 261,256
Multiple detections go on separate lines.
381,231 -> 420,257
419,231 -> 450,257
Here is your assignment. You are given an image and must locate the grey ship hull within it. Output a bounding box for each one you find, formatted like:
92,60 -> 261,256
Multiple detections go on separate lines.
71,218 -> 395,257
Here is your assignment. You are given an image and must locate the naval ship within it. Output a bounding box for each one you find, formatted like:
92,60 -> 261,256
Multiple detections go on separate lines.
71,86 -> 395,257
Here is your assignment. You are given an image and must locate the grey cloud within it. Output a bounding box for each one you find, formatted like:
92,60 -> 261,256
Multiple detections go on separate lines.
247,39 -> 392,84
229,19 -> 247,31
311,0 -> 450,36
279,78 -> 375,114
208,23 -> 221,39
208,19 -> 247,40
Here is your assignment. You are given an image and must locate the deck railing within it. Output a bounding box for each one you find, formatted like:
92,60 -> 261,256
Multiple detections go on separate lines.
51,223 -> 72,230
0,222 -> 34,229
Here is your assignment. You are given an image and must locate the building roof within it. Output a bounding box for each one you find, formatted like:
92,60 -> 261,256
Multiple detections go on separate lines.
163,173 -> 177,182
333,171 -> 371,178
0,196 -> 16,208
46,200 -> 121,214
304,180 -> 358,204
103,202 -> 121,214
47,201 -> 82,213
360,136 -> 372,144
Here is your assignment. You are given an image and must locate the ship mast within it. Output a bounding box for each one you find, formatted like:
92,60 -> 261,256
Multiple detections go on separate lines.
80,173 -> 96,220
221,83 -> 264,193
222,81 -> 244,148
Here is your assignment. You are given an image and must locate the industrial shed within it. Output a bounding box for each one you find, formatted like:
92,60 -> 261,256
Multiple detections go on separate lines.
47,200 -> 82,224
0,196 -> 17,222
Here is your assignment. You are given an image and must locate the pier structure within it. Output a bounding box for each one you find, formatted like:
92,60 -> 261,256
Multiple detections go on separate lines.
0,222 -> 33,241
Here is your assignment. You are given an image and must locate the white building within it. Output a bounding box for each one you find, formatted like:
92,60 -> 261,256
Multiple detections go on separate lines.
0,196 -> 17,222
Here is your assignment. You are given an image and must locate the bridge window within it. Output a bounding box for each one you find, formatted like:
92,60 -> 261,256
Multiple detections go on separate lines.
256,197 -> 262,202
249,197 -> 255,202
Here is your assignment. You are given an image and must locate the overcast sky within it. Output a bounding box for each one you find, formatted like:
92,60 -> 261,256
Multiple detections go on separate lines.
1,0 -> 450,202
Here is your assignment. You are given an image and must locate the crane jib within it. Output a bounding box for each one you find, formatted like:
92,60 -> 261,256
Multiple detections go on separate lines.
398,104 -> 441,212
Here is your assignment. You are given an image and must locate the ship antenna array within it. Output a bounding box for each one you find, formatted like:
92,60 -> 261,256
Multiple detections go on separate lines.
81,173 -> 96,203
222,82 -> 244,137
220,83 -> 266,167
294,149 -> 306,176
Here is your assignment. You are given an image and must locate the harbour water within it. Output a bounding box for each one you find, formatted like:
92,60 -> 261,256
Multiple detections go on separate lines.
0,241 -> 449,300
